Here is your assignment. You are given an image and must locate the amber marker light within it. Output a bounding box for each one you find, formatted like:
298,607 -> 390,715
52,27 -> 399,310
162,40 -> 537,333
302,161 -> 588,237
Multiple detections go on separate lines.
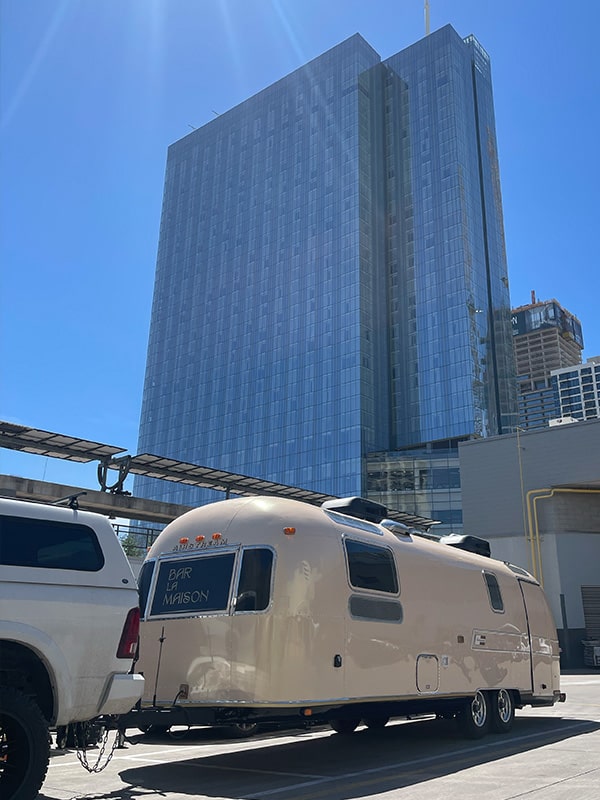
195,535 -> 205,542
179,537 -> 189,544
283,527 -> 296,536
302,708 -> 313,717
212,532 -> 222,540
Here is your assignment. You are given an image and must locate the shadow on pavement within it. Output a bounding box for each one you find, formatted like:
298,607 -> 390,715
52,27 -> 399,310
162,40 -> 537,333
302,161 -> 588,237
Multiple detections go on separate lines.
75,714 -> 600,800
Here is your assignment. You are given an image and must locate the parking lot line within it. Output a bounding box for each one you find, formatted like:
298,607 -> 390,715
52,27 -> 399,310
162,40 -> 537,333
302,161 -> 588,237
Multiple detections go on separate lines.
253,719 -> 598,798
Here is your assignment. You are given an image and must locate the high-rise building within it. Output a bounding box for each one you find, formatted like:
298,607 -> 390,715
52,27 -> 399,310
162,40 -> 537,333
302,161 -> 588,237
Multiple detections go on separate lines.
551,357 -> 600,423
512,294 -> 583,429
135,25 -> 517,525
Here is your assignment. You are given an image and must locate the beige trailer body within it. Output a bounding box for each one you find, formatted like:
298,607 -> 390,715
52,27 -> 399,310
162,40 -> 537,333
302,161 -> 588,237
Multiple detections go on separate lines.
135,496 -> 561,727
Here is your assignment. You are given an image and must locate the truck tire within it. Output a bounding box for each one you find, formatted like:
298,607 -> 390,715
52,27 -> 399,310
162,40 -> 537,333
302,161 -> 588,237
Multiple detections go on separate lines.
0,686 -> 50,800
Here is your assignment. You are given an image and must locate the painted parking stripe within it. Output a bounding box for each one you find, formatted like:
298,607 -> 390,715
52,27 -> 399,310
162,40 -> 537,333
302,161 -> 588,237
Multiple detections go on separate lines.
252,720 -> 598,798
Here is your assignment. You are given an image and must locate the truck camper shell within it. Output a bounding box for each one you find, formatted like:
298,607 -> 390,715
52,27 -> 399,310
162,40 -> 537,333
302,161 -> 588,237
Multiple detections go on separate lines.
127,495 -> 564,737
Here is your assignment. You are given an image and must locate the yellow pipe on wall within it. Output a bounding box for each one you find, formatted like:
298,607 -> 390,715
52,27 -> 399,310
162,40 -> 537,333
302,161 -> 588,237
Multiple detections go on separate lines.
532,490 -> 555,587
525,488 -> 547,580
525,487 -> 600,588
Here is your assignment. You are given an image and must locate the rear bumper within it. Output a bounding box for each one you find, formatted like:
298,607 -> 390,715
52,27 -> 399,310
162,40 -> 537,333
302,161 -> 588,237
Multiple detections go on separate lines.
519,689 -> 566,707
97,673 -> 145,716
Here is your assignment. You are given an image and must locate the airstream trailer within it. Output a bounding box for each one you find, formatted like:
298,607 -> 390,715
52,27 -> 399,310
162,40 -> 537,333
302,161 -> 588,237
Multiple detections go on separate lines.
130,495 -> 564,738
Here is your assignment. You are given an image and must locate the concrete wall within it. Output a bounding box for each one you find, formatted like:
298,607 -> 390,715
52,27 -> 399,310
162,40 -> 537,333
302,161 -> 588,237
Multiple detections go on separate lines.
459,419 -> 600,539
459,419 -> 600,667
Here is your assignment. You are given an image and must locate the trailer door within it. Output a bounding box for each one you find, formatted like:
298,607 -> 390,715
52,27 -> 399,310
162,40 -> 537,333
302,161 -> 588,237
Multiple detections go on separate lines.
518,580 -> 559,697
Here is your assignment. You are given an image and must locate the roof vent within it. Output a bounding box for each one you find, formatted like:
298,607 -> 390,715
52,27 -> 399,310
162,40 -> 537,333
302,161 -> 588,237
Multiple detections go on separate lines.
440,533 -> 491,558
321,497 -> 387,523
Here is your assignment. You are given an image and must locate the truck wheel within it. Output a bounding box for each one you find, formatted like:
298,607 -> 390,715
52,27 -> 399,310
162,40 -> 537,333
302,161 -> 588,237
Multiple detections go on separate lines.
330,718 -> 360,734
457,690 -> 490,739
490,689 -> 515,733
0,686 -> 50,800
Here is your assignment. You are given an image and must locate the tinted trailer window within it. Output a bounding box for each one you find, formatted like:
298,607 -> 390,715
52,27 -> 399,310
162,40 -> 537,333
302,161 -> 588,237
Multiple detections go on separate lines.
149,552 -> 236,617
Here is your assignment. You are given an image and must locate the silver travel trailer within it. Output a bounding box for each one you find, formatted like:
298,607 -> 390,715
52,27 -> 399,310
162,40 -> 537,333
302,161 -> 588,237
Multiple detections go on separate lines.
130,495 -> 565,738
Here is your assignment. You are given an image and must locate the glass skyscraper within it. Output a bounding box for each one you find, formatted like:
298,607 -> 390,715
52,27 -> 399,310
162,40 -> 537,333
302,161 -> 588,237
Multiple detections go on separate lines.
136,25 -> 518,520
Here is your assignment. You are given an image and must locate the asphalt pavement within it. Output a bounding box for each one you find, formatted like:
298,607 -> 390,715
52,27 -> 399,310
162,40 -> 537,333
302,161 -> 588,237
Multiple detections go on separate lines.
39,671 -> 600,800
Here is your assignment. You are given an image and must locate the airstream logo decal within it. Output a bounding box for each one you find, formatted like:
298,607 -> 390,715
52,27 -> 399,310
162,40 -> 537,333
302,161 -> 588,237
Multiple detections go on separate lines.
171,537 -> 231,552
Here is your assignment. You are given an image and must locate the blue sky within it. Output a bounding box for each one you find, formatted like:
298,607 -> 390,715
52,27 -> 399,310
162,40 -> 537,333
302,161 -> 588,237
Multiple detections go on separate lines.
1,0 -> 599,489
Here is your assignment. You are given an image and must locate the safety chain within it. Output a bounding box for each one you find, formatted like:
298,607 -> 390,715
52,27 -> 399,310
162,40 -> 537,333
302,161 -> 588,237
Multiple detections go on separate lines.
74,722 -> 121,774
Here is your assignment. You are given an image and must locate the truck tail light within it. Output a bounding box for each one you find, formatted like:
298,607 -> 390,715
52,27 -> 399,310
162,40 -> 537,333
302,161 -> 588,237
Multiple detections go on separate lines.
117,607 -> 140,658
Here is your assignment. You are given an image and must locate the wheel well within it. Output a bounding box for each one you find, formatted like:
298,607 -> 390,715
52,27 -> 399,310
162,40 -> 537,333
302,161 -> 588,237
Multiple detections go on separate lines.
0,640 -> 56,723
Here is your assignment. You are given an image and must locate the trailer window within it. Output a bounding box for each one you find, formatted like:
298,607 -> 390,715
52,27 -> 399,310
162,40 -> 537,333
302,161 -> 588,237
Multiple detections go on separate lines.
324,510 -> 383,536
483,571 -> 504,612
0,515 -> 104,572
149,552 -> 235,617
344,539 -> 398,594
506,562 -> 530,577
138,560 -> 155,616
234,548 -> 273,612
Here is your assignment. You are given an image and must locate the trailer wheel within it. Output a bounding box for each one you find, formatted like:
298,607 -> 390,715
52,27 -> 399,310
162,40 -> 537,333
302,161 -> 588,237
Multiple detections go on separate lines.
490,689 -> 515,733
363,716 -> 389,730
223,722 -> 259,738
330,719 -> 360,735
0,686 -> 50,800
138,724 -> 171,736
457,690 -> 490,739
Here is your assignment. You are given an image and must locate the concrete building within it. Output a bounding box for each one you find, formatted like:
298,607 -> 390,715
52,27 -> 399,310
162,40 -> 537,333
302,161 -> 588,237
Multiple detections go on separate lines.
551,356 -> 600,423
459,419 -> 600,667
135,25 -> 517,528
512,295 -> 583,430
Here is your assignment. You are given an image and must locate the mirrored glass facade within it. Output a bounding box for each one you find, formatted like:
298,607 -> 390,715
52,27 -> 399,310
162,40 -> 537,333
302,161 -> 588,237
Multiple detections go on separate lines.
366,443 -> 464,531
135,25 -> 517,512
383,28 -> 516,446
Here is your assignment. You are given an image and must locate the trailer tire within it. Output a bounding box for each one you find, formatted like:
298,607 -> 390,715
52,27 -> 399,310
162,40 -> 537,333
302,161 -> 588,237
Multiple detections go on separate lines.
490,689 -> 515,733
457,690 -> 490,739
0,686 -> 50,800
138,724 -> 171,736
223,722 -> 259,738
330,719 -> 360,735
363,716 -> 389,730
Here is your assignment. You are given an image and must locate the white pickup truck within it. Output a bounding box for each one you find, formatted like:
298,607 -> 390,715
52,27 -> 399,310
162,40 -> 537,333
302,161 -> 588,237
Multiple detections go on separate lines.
0,497 -> 145,800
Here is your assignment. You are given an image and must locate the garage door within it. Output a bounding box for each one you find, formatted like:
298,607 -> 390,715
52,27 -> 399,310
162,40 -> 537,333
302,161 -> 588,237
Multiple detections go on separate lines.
581,586 -> 600,639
